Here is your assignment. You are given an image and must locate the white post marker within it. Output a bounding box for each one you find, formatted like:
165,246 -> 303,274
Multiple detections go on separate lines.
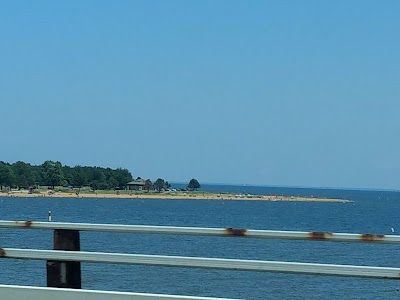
48,211 -> 52,222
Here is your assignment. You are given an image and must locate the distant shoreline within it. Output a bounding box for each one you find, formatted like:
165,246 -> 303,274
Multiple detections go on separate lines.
0,191 -> 350,202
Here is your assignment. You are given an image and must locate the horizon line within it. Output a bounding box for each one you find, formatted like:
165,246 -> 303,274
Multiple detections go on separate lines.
169,181 -> 400,193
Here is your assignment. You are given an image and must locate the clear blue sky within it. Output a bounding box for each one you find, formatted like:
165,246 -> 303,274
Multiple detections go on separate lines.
1,1 -> 399,189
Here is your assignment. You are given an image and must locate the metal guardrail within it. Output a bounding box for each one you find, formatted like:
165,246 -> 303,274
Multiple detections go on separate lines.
2,248 -> 400,279
0,285 -> 238,300
1,220 -> 399,243
1,220 -> 400,299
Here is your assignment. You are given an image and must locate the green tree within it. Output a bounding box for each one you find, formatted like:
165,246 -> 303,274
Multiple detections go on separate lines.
0,162 -> 14,190
154,178 -> 165,192
62,165 -> 75,186
0,160 -> 137,191
144,179 -> 153,192
11,161 -> 35,188
108,177 -> 119,190
41,160 -> 65,189
73,166 -> 88,187
165,181 -> 171,190
112,168 -> 133,189
91,180 -> 100,191
91,167 -> 106,187
187,178 -> 201,191
31,165 -> 43,186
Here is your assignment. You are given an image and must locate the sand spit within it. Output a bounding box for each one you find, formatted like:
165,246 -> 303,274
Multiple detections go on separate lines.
0,191 -> 350,202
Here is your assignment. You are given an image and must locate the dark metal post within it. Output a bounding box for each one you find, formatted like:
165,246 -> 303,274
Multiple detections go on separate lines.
46,229 -> 82,289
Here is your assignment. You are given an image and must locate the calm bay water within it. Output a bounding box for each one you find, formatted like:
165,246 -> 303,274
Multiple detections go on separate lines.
1,185 -> 400,299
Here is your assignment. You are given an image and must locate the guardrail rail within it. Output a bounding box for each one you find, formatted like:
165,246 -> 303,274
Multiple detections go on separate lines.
1,220 -> 400,300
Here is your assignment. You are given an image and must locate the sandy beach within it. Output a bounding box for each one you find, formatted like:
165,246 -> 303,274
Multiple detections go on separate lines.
0,190 -> 350,202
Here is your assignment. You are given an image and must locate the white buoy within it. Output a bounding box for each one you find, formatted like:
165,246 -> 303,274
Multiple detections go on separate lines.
48,210 -> 52,222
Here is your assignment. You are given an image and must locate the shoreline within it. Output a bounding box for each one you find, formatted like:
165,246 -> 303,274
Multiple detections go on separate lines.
0,191 -> 350,202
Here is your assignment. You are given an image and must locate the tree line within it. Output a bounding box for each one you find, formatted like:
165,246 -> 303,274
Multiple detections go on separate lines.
0,160 -> 202,192
0,160 -> 133,190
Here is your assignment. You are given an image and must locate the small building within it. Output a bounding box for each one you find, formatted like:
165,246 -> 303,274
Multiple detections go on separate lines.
126,179 -> 153,191
127,180 -> 145,191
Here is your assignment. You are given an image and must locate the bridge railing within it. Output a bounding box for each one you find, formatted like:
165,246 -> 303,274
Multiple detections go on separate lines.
1,220 -> 400,299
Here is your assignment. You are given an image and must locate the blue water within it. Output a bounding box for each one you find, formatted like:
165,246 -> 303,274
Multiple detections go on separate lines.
1,185 -> 400,299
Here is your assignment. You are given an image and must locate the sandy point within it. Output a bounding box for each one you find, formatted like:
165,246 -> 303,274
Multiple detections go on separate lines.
0,191 -> 351,202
